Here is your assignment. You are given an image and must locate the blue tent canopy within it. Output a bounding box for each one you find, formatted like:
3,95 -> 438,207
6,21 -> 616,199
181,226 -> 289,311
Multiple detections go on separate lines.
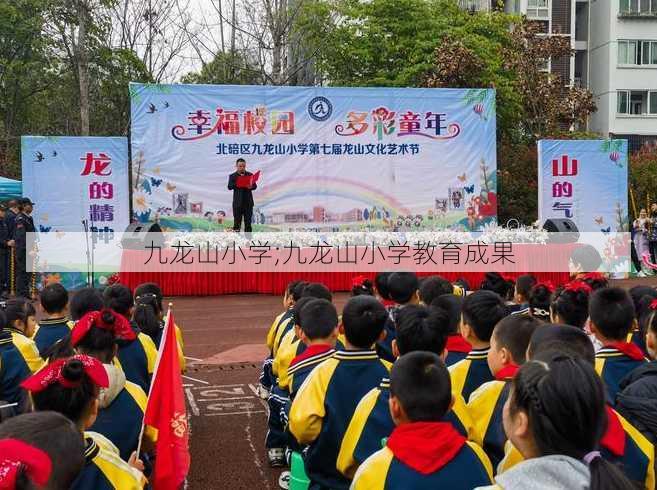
0,176 -> 22,201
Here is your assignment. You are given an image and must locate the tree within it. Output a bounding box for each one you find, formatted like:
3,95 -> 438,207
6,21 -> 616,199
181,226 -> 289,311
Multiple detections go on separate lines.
181,51 -> 263,85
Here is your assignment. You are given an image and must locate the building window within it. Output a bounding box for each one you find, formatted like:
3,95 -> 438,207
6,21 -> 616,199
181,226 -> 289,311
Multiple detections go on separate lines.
620,0 -> 656,14
527,0 -> 549,18
618,40 -> 657,65
617,90 -> 657,115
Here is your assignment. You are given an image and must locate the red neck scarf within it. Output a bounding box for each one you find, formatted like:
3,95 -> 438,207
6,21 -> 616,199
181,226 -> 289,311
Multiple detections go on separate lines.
446,335 -> 471,354
387,422 -> 466,475
606,342 -> 646,361
495,363 -> 520,381
0,439 -> 52,489
289,344 -> 334,368
601,406 -> 626,456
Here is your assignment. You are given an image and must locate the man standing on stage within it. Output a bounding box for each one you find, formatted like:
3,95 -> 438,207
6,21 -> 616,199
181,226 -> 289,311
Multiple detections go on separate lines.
227,158 -> 257,233
13,198 -> 36,298
0,206 -> 14,297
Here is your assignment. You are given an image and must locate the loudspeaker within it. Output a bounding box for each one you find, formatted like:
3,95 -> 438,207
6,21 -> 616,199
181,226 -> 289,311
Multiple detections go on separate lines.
542,218 -> 579,243
121,222 -> 164,250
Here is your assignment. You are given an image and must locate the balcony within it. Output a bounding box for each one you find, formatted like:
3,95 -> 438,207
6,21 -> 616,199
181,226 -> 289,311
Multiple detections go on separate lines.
619,0 -> 657,17
458,0 -> 492,12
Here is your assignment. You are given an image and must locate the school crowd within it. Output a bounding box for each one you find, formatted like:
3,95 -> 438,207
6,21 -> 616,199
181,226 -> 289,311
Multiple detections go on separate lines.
261,271 -> 657,490
0,281 -> 184,489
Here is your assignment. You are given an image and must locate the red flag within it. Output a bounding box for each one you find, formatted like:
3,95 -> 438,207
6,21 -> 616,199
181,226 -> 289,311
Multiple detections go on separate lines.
143,308 -> 190,489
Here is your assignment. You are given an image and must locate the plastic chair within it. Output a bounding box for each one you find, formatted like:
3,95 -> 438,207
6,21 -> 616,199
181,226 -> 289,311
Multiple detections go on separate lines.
289,452 -> 310,490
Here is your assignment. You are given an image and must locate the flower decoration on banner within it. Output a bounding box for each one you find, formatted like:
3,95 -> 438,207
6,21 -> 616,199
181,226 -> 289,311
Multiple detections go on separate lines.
473,103 -> 485,118
564,281 -> 592,295
107,273 -> 120,286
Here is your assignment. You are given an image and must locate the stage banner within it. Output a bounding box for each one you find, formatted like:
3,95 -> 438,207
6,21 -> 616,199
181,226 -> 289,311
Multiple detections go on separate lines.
130,84 -> 497,231
21,136 -> 129,288
538,139 -> 628,233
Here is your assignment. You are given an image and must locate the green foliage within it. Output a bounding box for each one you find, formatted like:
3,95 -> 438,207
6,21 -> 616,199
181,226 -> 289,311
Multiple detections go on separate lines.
629,145 -> 657,219
181,52 -> 263,85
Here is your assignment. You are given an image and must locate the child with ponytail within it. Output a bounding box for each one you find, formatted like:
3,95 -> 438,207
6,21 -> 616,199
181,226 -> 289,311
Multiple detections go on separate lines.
527,282 -> 553,322
477,356 -> 637,490
21,355 -> 145,489
550,280 -> 592,329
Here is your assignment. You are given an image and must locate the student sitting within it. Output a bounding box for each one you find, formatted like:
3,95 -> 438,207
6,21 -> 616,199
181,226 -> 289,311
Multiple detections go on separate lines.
450,290 -> 506,402
33,283 -> 74,357
590,288 -> 647,403
617,302 -> 657,443
351,351 -> 493,489
478,356 -> 638,490
527,282 -> 553,322
550,281 -> 591,329
266,297 -> 338,468
22,355 -> 146,489
103,284 -> 157,393
337,304 -> 475,479
468,315 -> 542,468
499,325 -> 655,489
0,411 -> 85,490
430,294 -> 469,366
289,295 -> 391,490
512,274 -> 536,315
0,299 -> 43,412
133,283 -> 185,371
261,281 -> 304,398
377,272 -> 419,362
69,309 -> 155,461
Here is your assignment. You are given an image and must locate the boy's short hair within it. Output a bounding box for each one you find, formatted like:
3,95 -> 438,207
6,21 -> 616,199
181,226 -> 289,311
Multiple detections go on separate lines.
298,299 -> 338,340
430,294 -> 463,335
40,283 -> 69,314
395,305 -> 450,356
589,287 -> 635,341
0,411 -> 85,489
480,272 -> 514,299
527,324 -> 595,365
292,297 -> 317,326
103,284 -> 134,317
492,315 -> 543,365
390,351 -> 451,422
462,290 -> 507,343
301,282 -> 332,302
290,281 -> 309,302
418,276 -> 453,305
69,288 -> 104,321
374,272 -> 392,300
342,296 -> 387,348
515,275 -> 537,300
570,245 -> 602,272
387,272 -> 419,304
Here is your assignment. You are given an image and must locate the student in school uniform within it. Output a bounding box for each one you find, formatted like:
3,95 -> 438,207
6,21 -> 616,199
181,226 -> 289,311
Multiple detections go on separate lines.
377,272 -> 420,363
266,296 -> 338,467
70,288 -> 104,321
351,351 -> 493,490
69,309 -> 156,462
527,282 -> 553,322
22,354 -> 146,489
418,276 -> 454,306
103,284 -> 157,393
477,356 -> 638,490
590,288 -> 647,403
512,275 -> 536,316
449,290 -> 506,402
0,298 -> 43,412
549,280 -> 591,330
499,325 -> 655,489
260,281 -> 304,399
628,286 -> 657,354
338,304 -> 475,479
33,283 -> 74,357
289,295 -> 391,490
467,315 -> 543,468
0,411 -> 86,490
430,294 -> 470,366
373,272 -> 396,309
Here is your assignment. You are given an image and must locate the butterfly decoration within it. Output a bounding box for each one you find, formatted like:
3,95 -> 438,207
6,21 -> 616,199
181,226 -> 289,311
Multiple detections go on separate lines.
150,177 -> 163,187
34,151 -> 44,162
166,182 -> 176,192
52,150 -> 58,157
457,173 -> 467,182
147,103 -> 157,114
39,225 -> 52,233
140,179 -> 152,195
163,101 -> 170,109
594,216 -> 604,225
464,184 -> 475,194
601,227 -> 611,234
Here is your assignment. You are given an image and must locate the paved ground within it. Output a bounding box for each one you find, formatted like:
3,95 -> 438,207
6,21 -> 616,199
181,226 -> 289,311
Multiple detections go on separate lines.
175,277 -> 656,489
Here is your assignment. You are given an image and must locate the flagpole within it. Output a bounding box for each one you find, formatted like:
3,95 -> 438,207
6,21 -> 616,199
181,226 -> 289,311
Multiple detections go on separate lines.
136,302 -> 173,456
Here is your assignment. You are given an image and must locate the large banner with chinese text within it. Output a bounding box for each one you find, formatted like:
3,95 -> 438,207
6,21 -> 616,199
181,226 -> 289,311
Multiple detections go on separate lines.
538,139 -> 628,232
21,136 -> 129,288
130,84 -> 497,231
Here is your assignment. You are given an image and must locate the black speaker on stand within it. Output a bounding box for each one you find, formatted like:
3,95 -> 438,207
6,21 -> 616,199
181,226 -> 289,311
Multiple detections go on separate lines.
542,218 -> 580,243
121,222 -> 164,250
